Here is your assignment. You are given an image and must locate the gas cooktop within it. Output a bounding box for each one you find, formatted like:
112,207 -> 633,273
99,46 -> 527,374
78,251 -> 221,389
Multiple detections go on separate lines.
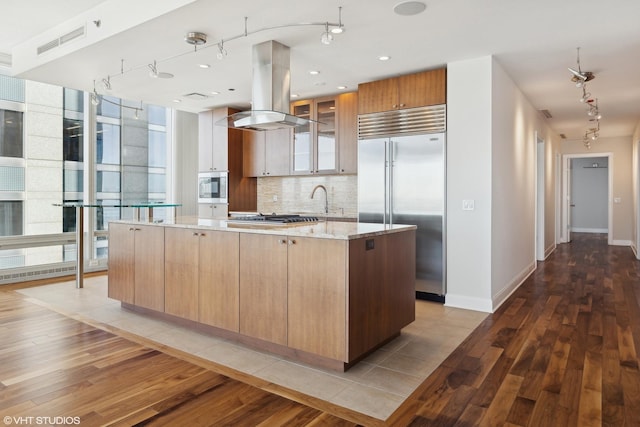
229,214 -> 319,224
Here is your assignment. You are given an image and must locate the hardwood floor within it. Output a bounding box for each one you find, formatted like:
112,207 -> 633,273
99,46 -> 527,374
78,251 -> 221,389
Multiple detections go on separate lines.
1,233 -> 639,426
389,233 -> 640,426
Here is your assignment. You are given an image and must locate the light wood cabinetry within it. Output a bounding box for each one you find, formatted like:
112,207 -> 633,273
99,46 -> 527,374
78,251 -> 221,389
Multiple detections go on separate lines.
197,203 -> 228,219
291,97 -> 338,175
242,128 -> 291,177
239,233 -> 288,345
290,92 -> 358,175
108,221 -> 415,371
108,223 -> 164,311
288,237 -> 347,360
164,228 -> 200,321
358,68 -> 446,114
198,108 -> 229,172
164,227 -> 240,329
199,230 -> 240,331
336,92 -> 358,174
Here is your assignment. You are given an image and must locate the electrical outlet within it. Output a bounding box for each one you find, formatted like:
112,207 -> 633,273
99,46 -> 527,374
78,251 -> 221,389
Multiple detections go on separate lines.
272,195 -> 278,202
462,199 -> 475,211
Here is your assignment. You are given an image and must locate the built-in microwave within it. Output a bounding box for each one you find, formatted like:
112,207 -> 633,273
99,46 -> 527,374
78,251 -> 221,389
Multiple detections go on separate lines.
198,171 -> 228,204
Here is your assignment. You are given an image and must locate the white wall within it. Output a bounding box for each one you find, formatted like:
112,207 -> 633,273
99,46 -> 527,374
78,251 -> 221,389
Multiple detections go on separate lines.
447,56 -> 561,313
173,110 -> 198,216
446,56 -> 493,312
633,122 -> 640,256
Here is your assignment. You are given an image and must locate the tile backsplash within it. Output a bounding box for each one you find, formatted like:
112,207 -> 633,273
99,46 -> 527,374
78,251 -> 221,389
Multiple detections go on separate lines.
257,175 -> 357,217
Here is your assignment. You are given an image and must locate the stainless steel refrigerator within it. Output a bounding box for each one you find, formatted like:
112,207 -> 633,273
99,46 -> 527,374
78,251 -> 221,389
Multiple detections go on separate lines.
357,133 -> 445,300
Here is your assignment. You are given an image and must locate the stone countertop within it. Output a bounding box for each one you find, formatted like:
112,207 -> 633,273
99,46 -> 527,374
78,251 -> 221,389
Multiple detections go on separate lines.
113,216 -> 415,240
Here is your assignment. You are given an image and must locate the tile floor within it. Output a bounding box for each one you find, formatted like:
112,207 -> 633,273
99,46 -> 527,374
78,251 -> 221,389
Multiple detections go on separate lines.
17,276 -> 487,420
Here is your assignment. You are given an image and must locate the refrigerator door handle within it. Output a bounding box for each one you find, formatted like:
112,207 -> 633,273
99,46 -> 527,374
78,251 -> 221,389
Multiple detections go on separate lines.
388,140 -> 394,225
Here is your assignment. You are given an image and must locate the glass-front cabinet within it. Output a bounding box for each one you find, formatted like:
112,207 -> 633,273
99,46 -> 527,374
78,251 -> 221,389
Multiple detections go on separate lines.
291,97 -> 337,175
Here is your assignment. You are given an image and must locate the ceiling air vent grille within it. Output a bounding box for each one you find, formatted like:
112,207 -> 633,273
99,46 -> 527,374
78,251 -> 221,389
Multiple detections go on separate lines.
358,104 -> 446,139
540,109 -> 553,119
60,26 -> 85,45
37,25 -> 86,55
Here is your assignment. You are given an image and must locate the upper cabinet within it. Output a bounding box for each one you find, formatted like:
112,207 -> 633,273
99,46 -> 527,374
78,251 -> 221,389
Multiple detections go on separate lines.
291,92 -> 358,175
243,128 -> 291,177
358,68 -> 446,115
336,92 -> 358,174
198,108 -> 231,172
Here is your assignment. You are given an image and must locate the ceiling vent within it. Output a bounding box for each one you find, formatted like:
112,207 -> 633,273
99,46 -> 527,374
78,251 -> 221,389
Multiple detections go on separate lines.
559,133 -> 567,139
539,109 -> 553,119
37,25 -> 86,55
183,92 -> 208,101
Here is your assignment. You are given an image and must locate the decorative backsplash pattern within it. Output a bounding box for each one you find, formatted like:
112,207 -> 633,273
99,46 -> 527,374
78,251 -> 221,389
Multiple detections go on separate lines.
257,175 -> 357,218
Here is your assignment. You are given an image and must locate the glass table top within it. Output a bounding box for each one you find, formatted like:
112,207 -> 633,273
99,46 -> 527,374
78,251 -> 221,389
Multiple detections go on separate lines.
53,202 -> 181,208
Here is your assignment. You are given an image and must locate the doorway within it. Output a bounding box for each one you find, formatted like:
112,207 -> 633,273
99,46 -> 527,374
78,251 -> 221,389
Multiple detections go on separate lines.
561,153 -> 613,244
535,135 -> 545,261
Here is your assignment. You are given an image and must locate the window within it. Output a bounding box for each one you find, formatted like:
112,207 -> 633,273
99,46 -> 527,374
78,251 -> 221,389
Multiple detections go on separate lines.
0,201 -> 23,236
0,109 -> 24,158
148,130 -> 166,167
96,122 -> 120,164
63,118 -> 83,161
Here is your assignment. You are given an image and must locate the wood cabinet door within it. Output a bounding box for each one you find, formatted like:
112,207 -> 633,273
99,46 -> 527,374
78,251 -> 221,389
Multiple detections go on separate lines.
398,68 -> 446,108
198,110 -> 213,172
164,227 -> 200,320
199,230 -> 240,332
239,233 -> 288,345
287,237 -> 347,360
133,225 -> 165,312
211,108 -> 229,171
347,235 -> 388,361
357,78 -> 399,114
264,128 -> 291,176
107,223 -> 135,304
242,132 -> 265,177
337,92 -> 358,174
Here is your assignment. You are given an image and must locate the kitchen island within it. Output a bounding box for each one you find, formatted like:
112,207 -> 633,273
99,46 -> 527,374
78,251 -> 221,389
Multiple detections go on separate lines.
108,217 -> 416,371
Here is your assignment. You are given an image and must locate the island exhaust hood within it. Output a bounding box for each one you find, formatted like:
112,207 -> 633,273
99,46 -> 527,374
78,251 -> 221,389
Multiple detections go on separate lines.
217,40 -> 311,131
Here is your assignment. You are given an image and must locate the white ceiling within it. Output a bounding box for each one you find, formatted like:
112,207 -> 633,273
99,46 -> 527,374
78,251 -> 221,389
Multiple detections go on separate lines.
3,0 -> 640,141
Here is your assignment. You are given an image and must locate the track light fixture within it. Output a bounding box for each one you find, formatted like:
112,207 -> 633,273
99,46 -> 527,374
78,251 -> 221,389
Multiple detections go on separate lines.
321,22 -> 333,45
216,41 -> 227,60
569,47 -> 602,143
90,7 -> 346,105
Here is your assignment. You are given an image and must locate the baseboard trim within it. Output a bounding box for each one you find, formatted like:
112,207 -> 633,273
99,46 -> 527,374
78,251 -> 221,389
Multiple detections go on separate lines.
571,227 -> 608,233
611,239 -> 632,247
544,244 -> 556,260
444,294 -> 493,313
492,261 -> 536,312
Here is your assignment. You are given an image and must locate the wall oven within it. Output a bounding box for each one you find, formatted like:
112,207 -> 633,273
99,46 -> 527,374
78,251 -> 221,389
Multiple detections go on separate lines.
198,171 -> 228,204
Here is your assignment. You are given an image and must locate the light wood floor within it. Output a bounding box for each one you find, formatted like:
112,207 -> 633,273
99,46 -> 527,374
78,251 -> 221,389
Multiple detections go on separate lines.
1,233 -> 639,426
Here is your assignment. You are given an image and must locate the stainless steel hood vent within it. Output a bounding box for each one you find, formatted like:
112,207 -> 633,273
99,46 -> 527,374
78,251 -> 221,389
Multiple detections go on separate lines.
217,40 -> 312,131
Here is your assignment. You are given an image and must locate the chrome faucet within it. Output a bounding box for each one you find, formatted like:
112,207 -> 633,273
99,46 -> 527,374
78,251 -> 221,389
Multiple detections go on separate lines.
310,184 -> 328,214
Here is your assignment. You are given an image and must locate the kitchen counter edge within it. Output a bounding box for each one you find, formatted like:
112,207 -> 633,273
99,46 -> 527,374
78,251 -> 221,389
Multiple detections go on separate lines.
110,216 -> 416,240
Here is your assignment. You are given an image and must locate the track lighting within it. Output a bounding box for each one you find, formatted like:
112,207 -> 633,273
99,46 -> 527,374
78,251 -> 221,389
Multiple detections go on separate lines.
331,6 -> 344,34
148,60 -> 173,79
569,48 -> 603,142
216,41 -> 227,60
101,77 -> 112,91
321,23 -> 333,45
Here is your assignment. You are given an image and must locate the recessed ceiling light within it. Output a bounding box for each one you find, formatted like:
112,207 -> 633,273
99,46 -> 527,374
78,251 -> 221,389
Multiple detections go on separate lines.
337,85 -> 348,90
309,70 -> 320,75
291,93 -> 299,98
393,1 -> 427,16
172,99 -> 181,103
210,91 -> 220,95
199,64 -> 210,69
378,55 -> 391,61
331,27 -> 344,34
